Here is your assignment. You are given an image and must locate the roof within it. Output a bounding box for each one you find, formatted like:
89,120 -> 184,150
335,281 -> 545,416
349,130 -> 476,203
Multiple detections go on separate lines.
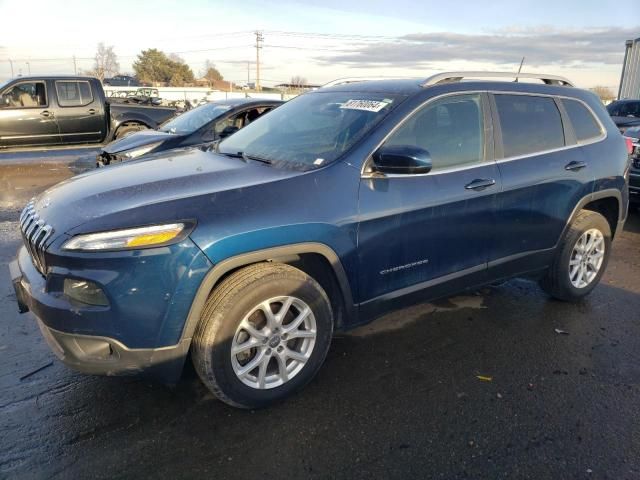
318,78 -> 424,95
317,72 -> 575,96
8,75 -> 99,81
209,97 -> 284,107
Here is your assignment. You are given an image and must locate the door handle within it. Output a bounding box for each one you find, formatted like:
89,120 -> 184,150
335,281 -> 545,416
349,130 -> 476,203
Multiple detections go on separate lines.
465,178 -> 496,191
40,110 -> 53,118
565,161 -> 587,171
88,108 -> 96,115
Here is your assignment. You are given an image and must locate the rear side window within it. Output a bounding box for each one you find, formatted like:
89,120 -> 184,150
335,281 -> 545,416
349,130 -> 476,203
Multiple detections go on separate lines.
563,99 -> 602,142
55,81 -> 93,107
494,94 -> 565,158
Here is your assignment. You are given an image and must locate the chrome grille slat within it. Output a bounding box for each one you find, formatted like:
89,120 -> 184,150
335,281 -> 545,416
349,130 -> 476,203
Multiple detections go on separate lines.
19,199 -> 54,275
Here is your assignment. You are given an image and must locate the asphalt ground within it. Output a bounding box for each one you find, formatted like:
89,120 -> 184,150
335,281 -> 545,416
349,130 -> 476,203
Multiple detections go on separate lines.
1,163 -> 639,479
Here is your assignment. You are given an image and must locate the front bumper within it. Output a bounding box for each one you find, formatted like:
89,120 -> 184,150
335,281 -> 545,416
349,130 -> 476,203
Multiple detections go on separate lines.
36,316 -> 190,379
10,236 -> 212,382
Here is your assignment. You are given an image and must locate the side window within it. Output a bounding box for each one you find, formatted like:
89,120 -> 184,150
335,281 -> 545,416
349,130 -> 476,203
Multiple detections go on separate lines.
563,99 -> 603,142
385,93 -> 485,170
55,81 -> 93,107
0,82 -> 47,108
215,113 -> 244,134
494,94 -> 565,158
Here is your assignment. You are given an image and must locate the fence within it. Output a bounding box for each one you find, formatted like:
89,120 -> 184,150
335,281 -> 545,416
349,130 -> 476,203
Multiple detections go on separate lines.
102,86 -> 297,104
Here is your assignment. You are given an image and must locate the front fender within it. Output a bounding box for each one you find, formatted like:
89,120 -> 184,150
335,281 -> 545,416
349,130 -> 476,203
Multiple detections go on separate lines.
179,241 -> 357,346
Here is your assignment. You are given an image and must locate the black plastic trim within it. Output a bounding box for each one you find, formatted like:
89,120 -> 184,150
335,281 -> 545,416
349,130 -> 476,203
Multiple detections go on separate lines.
179,242 -> 356,344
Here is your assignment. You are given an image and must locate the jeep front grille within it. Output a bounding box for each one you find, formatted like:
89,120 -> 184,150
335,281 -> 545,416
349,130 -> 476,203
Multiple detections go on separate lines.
19,200 -> 54,275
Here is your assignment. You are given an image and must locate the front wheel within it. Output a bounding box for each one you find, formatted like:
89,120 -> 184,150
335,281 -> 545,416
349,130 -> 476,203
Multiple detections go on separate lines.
540,210 -> 611,301
192,263 -> 334,409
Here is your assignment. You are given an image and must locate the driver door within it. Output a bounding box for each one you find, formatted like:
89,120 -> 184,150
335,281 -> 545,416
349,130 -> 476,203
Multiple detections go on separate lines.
357,92 -> 500,314
0,80 -> 61,148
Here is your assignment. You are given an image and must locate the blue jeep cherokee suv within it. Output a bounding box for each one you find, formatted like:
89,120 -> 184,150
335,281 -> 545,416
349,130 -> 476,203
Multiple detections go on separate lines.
11,72 -> 629,408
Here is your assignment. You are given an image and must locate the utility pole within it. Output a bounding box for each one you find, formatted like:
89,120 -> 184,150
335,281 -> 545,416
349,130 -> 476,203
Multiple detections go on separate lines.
255,30 -> 263,92
8,59 -> 14,77
26,61 -> 30,75
515,56 -> 525,82
247,61 -> 250,86
73,55 -> 77,75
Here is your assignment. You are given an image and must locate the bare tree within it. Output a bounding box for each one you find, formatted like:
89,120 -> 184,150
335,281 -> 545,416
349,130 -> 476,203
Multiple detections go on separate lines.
91,43 -> 119,81
591,86 -> 615,103
290,75 -> 307,87
201,59 -> 223,86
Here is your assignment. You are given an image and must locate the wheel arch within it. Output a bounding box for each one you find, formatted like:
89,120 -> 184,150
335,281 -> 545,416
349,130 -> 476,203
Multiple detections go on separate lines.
561,189 -> 624,242
179,243 -> 356,348
109,113 -> 155,141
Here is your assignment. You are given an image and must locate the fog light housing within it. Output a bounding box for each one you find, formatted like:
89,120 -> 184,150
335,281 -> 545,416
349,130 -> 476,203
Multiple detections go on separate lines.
63,279 -> 109,306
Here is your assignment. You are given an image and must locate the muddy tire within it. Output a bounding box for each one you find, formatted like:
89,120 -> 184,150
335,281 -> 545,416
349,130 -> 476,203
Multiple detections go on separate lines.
540,210 -> 611,301
192,263 -> 333,409
114,123 -> 147,139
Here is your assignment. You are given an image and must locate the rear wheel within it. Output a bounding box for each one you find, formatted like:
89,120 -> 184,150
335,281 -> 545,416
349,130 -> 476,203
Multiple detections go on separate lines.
192,263 -> 334,409
540,210 -> 611,301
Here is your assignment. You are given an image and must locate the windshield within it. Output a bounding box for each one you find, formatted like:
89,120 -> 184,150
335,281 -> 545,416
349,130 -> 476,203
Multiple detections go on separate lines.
160,103 -> 233,134
218,91 -> 402,169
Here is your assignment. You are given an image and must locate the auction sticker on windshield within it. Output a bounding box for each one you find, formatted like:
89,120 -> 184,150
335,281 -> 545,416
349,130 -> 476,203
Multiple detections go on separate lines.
340,99 -> 390,112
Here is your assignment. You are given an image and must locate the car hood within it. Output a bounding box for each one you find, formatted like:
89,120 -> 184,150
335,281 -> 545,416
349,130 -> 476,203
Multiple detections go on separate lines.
32,148 -> 299,236
611,116 -> 640,128
103,129 -> 178,154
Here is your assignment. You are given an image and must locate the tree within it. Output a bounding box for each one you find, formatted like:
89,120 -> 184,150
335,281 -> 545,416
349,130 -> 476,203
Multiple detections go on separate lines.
290,75 -> 307,87
90,43 -> 119,81
591,86 -> 615,103
202,60 -> 223,86
133,49 -> 194,86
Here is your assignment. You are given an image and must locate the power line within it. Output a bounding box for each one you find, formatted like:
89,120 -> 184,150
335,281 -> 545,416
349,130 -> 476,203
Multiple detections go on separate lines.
263,44 -> 358,52
264,30 -> 406,41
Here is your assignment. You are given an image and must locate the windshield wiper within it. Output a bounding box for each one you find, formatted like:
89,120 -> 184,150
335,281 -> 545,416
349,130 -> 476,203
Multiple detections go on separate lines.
217,151 -> 273,165
218,151 -> 246,161
242,153 -> 273,165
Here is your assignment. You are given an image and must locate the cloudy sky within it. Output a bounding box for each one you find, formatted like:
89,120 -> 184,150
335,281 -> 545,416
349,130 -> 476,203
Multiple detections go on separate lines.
0,0 -> 637,89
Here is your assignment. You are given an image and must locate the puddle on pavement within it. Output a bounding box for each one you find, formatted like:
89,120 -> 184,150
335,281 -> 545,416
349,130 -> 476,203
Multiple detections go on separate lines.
0,221 -> 21,242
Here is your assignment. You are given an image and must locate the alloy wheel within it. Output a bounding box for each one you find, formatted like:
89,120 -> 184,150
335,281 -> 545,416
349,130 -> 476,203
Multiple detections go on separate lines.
569,228 -> 605,289
230,296 -> 317,389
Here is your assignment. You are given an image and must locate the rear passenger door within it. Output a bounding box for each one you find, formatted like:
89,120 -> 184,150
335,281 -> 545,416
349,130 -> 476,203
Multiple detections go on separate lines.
488,93 -> 598,276
357,92 -> 500,311
53,80 -> 106,144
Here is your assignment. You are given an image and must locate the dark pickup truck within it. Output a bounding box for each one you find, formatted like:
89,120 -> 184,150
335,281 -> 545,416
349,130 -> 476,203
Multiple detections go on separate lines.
0,76 -> 176,149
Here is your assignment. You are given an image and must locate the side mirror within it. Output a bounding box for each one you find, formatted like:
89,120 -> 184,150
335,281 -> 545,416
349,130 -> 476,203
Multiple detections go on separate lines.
201,129 -> 216,143
219,125 -> 239,139
372,145 -> 432,175
1,96 -> 10,107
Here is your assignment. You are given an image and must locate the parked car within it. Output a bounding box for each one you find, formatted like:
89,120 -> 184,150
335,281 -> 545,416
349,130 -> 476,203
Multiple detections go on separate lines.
0,76 -> 177,149
606,99 -> 640,133
11,72 -> 629,409
103,75 -> 140,87
623,126 -> 640,204
97,98 -> 282,166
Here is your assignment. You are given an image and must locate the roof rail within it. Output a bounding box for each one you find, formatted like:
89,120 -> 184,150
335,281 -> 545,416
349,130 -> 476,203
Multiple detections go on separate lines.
423,71 -> 574,87
320,76 -> 414,88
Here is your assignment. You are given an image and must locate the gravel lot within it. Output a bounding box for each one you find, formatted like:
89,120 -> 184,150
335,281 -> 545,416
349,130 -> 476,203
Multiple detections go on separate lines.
1,165 -> 639,479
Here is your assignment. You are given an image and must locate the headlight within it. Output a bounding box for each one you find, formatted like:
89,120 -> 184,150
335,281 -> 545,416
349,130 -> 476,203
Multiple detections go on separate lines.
123,141 -> 163,159
63,223 -> 188,251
